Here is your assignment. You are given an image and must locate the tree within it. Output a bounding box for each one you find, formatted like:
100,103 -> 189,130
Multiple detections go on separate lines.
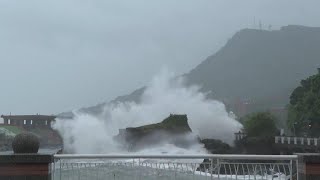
243,112 -> 278,137
288,69 -> 320,136
239,112 -> 278,154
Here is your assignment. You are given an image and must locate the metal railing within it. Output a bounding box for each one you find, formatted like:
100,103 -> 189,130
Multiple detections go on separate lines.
53,154 -> 298,180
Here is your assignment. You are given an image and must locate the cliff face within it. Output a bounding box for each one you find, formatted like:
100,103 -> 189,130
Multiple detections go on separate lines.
114,114 -> 195,151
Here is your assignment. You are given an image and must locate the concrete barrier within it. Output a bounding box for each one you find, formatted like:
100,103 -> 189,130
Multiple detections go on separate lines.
297,153 -> 320,180
0,153 -> 53,180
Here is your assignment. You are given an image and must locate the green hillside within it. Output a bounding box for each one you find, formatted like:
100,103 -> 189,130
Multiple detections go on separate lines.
186,25 -> 320,108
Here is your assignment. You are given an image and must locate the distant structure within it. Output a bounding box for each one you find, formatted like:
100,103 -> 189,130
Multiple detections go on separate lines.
0,115 -> 56,128
235,131 -> 247,141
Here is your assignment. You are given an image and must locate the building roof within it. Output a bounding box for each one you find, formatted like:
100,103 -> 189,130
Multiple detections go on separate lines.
0,115 -> 56,121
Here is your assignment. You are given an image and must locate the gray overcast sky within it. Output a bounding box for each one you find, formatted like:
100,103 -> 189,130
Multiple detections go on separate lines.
0,0 -> 319,115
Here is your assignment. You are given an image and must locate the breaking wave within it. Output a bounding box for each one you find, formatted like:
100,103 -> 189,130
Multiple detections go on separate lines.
53,69 -> 242,154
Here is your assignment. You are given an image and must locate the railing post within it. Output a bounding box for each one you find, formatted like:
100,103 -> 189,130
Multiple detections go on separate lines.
52,159 -> 55,180
174,164 -> 177,180
138,158 -> 141,180
290,160 -> 293,180
235,164 -> 238,180
59,159 -> 62,180
210,158 -> 213,180
217,158 -> 220,179
297,159 -> 299,180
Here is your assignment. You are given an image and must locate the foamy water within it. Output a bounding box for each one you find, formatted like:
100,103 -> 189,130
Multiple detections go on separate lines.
53,69 -> 242,154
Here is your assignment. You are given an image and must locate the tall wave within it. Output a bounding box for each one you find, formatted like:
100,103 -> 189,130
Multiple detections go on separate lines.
53,69 -> 242,154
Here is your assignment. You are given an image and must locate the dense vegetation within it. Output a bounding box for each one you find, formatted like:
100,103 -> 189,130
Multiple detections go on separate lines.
238,112 -> 278,154
243,112 -> 278,137
186,26 -> 320,112
201,139 -> 232,154
288,69 -> 320,136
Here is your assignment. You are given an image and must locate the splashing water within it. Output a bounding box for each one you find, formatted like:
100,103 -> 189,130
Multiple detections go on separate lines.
53,69 -> 242,154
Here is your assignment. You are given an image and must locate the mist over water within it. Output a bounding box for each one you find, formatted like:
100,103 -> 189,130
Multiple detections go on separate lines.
53,70 -> 242,154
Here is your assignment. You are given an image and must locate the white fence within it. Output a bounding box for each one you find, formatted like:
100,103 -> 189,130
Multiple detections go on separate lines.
52,154 -> 298,180
275,136 -> 319,146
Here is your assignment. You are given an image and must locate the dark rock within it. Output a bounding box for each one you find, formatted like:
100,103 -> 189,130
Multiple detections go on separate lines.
12,133 -> 40,153
201,139 -> 232,154
114,114 -> 194,151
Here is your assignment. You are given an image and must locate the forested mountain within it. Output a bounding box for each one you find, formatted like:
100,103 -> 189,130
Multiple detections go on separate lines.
186,25 -> 320,108
59,25 -> 320,117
